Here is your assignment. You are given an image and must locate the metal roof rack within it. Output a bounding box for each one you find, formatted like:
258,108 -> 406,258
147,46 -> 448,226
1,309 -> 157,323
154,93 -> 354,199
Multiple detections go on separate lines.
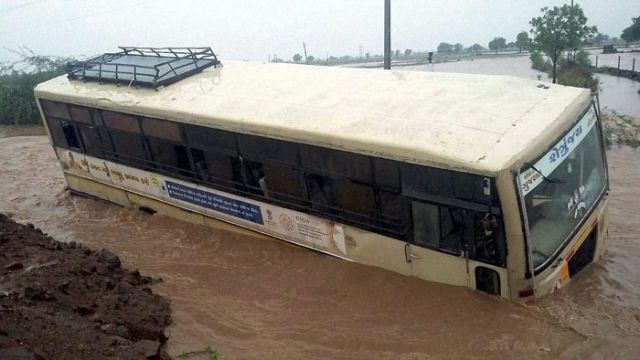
67,46 -> 221,88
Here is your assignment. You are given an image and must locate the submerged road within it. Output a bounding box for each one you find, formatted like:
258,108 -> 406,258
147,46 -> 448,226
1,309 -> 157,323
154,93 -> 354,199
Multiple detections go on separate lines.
0,130 -> 639,359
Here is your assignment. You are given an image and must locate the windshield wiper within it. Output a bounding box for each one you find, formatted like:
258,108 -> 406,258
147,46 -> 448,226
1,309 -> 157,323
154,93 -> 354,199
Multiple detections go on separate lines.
529,164 -> 566,184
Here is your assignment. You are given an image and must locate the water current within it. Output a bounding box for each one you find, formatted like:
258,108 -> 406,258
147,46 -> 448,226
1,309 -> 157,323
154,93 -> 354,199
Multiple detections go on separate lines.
1,55 -> 639,358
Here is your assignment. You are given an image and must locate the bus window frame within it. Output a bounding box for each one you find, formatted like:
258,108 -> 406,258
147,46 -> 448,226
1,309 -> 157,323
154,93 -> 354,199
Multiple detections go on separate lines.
515,102 -> 609,277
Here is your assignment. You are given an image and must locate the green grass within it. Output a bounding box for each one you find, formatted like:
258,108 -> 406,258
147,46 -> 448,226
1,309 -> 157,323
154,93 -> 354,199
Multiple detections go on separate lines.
603,111 -> 640,149
176,346 -> 220,360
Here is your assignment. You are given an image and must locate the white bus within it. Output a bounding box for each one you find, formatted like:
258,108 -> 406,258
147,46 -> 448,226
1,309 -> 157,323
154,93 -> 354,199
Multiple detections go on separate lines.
34,47 -> 609,302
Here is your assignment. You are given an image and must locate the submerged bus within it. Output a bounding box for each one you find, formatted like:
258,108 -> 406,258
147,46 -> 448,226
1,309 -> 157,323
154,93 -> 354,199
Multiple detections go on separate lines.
34,47 -> 609,302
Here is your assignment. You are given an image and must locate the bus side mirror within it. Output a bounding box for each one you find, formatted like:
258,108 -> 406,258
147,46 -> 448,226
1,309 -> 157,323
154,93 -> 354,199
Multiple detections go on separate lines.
483,178 -> 491,197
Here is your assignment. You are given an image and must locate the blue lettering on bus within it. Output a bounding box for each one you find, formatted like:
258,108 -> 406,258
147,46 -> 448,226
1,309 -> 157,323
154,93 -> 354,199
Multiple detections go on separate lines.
165,181 -> 264,225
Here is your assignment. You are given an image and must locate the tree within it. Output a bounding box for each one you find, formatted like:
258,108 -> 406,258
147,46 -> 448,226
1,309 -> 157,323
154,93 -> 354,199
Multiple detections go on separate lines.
292,53 -> 302,63
469,43 -> 485,55
515,31 -> 531,52
437,42 -> 453,53
621,17 -> 640,47
404,49 -> 413,57
453,43 -> 464,53
488,37 -> 507,54
307,55 -> 315,63
529,4 -> 597,83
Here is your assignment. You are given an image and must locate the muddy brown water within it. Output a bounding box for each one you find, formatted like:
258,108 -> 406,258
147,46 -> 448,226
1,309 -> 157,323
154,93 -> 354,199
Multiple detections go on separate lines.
0,129 -> 639,359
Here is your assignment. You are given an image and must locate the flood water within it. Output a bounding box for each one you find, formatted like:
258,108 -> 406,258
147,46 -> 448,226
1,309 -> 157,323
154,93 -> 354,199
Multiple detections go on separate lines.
1,56 -> 640,358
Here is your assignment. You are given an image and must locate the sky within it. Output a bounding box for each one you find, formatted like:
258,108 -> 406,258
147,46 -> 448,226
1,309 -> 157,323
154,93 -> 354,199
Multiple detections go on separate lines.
0,0 -> 637,63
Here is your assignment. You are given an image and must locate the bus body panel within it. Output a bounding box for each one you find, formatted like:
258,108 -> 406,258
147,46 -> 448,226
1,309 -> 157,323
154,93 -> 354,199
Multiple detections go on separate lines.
55,147 -> 515,299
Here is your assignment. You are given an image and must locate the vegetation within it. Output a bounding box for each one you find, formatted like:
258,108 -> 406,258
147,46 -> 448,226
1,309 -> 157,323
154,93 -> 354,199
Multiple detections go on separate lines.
292,53 -> 302,63
488,37 -> 507,54
621,16 -> 640,47
0,50 -> 71,125
529,4 -> 597,83
515,31 -> 531,52
603,111 -> 640,149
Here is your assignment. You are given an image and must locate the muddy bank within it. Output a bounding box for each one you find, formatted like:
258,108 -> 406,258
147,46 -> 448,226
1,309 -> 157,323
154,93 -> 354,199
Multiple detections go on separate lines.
593,67 -> 640,82
0,213 -> 171,360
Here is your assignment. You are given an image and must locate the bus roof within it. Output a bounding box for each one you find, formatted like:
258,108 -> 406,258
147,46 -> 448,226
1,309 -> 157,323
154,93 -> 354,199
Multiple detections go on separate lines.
35,60 -> 591,175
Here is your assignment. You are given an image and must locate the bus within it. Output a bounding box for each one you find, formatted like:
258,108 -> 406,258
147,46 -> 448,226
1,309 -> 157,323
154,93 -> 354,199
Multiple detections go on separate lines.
34,47 -> 609,302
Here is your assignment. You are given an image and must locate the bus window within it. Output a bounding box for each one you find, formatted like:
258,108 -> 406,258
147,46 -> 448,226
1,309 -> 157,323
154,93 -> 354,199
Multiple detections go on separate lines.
411,201 -> 465,255
190,148 -> 242,189
411,202 -> 440,248
141,117 -> 182,142
101,111 -> 141,133
471,212 -> 506,267
301,145 -> 371,183
45,118 -> 69,148
68,106 -> 93,124
78,125 -> 101,156
61,120 -> 81,150
109,131 -> 148,166
237,134 -> 299,165
40,99 -> 70,120
403,164 -> 454,198
184,125 -> 236,155
374,158 -> 400,190
146,138 -> 191,175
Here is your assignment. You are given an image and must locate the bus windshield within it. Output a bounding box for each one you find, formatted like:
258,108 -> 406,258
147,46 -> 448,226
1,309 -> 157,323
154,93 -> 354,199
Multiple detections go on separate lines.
518,106 -> 606,268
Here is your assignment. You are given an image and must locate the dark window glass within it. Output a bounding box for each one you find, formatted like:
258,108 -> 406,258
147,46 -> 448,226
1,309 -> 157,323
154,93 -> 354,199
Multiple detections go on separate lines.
97,128 -> 115,154
375,158 -> 400,189
147,138 -> 191,174
263,163 -> 305,200
403,164 -> 453,197
109,131 -> 147,166
411,201 -> 466,255
301,145 -> 371,182
307,173 -> 375,217
379,191 -> 407,235
472,212 -> 506,266
61,121 -> 80,150
191,148 -> 242,187
102,111 -> 140,133
40,99 -> 69,119
141,117 -> 182,142
237,134 -> 299,165
69,106 -> 92,124
412,201 -> 440,248
185,125 -> 236,154
78,126 -> 101,156
45,118 -> 68,148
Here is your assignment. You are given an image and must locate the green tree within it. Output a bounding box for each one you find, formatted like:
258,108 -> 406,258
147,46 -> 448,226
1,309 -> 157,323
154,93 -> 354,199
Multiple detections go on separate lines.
292,53 -> 302,63
529,4 -> 597,83
404,49 -> 413,57
468,43 -> 484,55
306,55 -> 315,63
515,31 -> 531,52
620,17 -> 640,47
437,42 -> 453,53
453,43 -> 464,53
488,37 -> 507,54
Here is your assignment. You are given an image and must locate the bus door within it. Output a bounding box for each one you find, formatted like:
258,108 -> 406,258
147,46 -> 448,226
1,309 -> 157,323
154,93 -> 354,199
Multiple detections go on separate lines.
407,200 -> 508,295
406,201 -> 470,287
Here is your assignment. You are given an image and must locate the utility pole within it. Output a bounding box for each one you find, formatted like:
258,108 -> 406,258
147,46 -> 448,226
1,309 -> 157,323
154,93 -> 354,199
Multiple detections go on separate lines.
359,45 -> 363,62
302,42 -> 308,64
384,0 -> 391,70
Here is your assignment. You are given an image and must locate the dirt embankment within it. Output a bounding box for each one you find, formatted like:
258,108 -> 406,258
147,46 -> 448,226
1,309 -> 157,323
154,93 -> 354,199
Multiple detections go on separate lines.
0,213 -> 172,360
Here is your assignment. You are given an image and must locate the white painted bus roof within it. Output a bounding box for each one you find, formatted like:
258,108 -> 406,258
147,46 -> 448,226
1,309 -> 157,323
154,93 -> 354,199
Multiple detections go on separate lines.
35,60 -> 591,175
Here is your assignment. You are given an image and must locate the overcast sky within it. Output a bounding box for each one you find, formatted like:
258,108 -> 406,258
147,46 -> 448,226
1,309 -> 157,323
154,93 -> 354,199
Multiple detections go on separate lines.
0,0 -> 636,63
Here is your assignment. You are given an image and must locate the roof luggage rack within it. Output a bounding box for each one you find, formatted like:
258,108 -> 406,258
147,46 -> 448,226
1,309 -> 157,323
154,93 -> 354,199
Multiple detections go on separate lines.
67,46 -> 221,88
